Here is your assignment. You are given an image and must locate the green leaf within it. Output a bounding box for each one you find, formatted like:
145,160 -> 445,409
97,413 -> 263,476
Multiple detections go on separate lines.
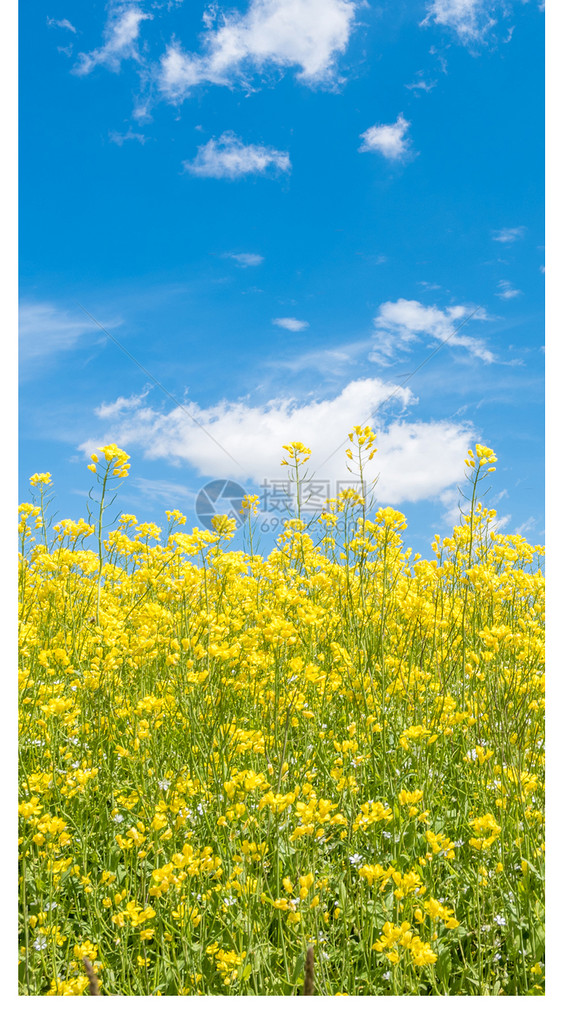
292,950 -> 305,984
435,948 -> 452,987
402,823 -> 416,849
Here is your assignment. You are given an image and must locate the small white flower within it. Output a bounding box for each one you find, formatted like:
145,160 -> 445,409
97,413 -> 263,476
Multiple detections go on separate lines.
112,813 -> 124,823
382,971 -> 391,980
348,853 -> 363,866
33,936 -> 47,951
43,902 -> 57,911
494,915 -> 507,926
158,779 -> 170,791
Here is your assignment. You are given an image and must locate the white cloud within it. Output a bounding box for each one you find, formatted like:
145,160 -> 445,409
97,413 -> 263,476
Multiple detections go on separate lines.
375,420 -> 475,504
422,1 -> 499,42
19,301 -> 102,363
158,0 -> 358,101
371,298 -> 493,364
359,115 -> 413,161
183,132 -> 291,179
95,393 -> 150,418
492,226 -> 526,243
496,280 -> 522,300
109,129 -> 147,145
81,378 -> 477,508
73,4 -> 152,76
225,252 -> 264,267
47,17 -> 77,33
272,317 -> 309,331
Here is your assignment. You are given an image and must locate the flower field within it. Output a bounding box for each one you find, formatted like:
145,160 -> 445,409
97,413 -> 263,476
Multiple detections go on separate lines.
18,433 -> 545,995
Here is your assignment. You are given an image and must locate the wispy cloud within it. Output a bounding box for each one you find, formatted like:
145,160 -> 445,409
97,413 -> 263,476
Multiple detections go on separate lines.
272,317 -> 309,332
405,73 -> 436,92
421,1 -> 500,43
418,281 -> 442,291
95,392 -> 150,419
132,477 -> 195,505
47,17 -> 77,33
439,486 -> 463,527
359,115 -> 413,162
491,513 -> 512,532
371,298 -> 493,364
109,129 -> 147,145
81,377 -> 476,506
492,226 -> 526,243
224,252 -> 264,267
73,4 -> 152,76
515,515 -> 537,536
496,280 -> 522,300
158,0 -> 359,101
271,338 -> 373,376
19,301 -> 104,364
183,133 -> 291,180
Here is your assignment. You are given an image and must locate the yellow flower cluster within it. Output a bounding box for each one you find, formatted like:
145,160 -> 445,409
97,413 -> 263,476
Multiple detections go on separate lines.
88,444 -> 131,477
372,921 -> 438,967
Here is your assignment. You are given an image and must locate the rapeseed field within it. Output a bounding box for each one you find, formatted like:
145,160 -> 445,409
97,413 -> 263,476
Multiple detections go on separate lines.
18,430 -> 545,995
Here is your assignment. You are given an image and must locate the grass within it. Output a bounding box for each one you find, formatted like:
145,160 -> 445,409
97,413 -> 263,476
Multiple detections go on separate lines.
18,434 -> 545,995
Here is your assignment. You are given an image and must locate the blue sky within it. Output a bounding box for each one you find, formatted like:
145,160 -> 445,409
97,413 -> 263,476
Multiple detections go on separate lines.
19,0 -> 545,555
